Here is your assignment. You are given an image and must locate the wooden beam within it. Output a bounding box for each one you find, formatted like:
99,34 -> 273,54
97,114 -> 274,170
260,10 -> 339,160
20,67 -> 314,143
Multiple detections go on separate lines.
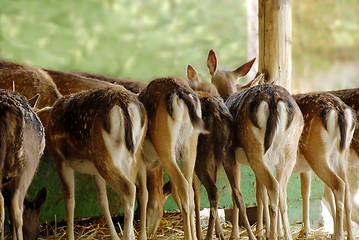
258,0 -> 292,92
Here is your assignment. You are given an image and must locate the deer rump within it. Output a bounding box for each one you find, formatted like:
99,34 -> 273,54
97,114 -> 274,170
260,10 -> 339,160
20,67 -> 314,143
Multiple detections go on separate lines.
226,84 -> 296,156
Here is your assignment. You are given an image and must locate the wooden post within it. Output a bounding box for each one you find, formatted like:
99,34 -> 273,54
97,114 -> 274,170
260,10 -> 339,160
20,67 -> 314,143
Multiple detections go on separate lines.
258,0 -> 292,92
246,0 -> 259,81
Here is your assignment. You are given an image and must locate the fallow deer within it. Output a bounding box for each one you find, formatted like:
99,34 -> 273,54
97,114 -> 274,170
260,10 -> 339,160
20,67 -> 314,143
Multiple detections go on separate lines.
0,60 -> 62,109
292,92 -> 356,240
138,77 -> 206,240
207,49 -> 304,240
207,49 -> 356,240
186,65 -> 256,240
45,86 -> 147,240
0,89 -> 46,240
41,68 -> 155,238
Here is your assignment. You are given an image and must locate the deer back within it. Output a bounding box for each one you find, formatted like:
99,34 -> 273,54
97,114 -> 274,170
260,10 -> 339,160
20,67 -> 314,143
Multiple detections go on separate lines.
0,60 -> 62,108
44,69 -> 119,96
73,71 -> 148,94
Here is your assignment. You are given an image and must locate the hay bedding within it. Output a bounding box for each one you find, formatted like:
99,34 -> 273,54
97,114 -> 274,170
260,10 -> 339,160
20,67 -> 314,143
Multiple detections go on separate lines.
32,211 -> 337,240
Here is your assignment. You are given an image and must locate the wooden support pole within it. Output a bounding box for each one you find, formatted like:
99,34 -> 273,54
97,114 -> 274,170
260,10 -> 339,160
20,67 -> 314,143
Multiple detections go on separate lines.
258,0 -> 292,92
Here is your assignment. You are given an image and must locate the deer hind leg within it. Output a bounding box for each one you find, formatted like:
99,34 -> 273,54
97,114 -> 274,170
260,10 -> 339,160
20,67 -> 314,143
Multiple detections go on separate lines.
193,174 -> 203,240
247,153 -> 279,240
256,179 -> 268,239
137,160 -> 148,240
55,158 -> 76,240
94,175 -> 120,240
181,133 -> 200,240
223,156 -> 240,240
223,153 -> 256,240
336,152 -> 354,240
300,171 -> 312,236
276,157 -> 296,240
304,151 -> 346,240
323,184 -> 336,223
95,161 -> 137,240
0,192 -> 4,240
154,143 -> 194,240
195,156 -> 223,240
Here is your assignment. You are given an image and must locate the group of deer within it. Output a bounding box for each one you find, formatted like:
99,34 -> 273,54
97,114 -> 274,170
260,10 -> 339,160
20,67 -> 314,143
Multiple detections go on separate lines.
0,48 -> 357,240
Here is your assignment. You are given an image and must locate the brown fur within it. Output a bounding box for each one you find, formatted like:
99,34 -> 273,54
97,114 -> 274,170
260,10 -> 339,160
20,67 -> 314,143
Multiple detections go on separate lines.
0,60 -> 62,109
73,72 -> 147,94
0,90 -> 46,240
44,69 -> 118,96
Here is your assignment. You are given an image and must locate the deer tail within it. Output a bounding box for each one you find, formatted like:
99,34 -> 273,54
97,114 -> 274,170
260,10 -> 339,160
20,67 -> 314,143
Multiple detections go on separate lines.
249,87 -> 295,153
167,90 -> 207,133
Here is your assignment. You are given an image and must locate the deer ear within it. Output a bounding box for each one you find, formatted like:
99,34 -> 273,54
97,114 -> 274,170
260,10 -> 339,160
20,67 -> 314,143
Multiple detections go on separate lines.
251,73 -> 265,86
268,77 -> 278,85
34,187 -> 48,210
233,58 -> 256,79
28,94 -> 40,109
207,49 -> 218,76
186,65 -> 201,83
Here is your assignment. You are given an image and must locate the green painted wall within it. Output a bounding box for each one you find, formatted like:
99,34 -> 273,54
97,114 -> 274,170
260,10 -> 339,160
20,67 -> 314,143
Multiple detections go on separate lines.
26,152 -> 324,225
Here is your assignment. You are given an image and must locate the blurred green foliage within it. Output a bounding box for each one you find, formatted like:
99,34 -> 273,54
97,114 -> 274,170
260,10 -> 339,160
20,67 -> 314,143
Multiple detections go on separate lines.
293,0 -> 359,70
0,0 -> 248,82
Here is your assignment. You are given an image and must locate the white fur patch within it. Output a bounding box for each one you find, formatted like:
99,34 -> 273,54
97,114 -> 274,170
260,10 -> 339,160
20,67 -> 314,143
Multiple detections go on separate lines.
250,101 -> 269,142
324,109 -> 339,145
127,103 -> 146,153
256,101 -> 269,129
320,110 -> 338,155
171,95 -> 185,122
102,105 -> 133,178
344,108 -> 356,148
276,101 -> 288,134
